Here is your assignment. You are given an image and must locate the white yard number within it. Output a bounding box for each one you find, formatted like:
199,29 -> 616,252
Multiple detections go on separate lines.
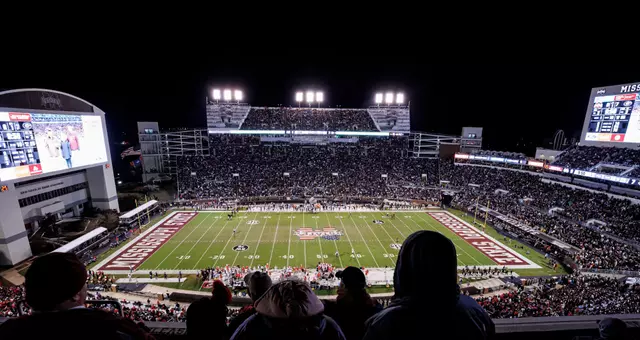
336,216 -> 343,219
264,216 -> 272,219
282,255 -> 295,259
404,215 -> 412,218
350,254 -> 362,258
248,255 -> 260,259
288,216 -> 296,219
359,216 -> 367,218
382,254 -> 396,258
312,216 -> 319,219
211,255 -> 225,260
214,216 -> 221,219
177,255 -> 191,260
316,254 -> 328,259
240,216 -> 248,219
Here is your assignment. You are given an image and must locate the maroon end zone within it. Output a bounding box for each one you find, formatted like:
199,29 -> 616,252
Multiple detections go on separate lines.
428,212 -> 531,266
101,212 -> 198,270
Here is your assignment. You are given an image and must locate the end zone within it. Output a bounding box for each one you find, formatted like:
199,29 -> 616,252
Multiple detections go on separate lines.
428,211 -> 541,269
93,211 -> 198,273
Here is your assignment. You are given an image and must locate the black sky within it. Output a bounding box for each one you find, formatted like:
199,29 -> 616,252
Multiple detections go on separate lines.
2,61 -> 639,156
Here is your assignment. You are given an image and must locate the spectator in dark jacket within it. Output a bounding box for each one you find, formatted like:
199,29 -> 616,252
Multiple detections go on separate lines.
187,280 -> 231,339
363,230 -> 495,340
230,279 -> 346,340
0,253 -> 153,340
228,271 -> 273,336
324,266 -> 382,340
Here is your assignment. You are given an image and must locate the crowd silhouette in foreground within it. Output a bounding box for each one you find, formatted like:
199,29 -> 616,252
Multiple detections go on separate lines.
2,233 -> 636,339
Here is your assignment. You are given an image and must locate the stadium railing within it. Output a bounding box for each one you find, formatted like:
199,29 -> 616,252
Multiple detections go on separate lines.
4,314 -> 637,339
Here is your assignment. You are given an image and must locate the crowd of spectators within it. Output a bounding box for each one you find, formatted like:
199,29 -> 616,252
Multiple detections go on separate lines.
241,107 -> 378,131
552,145 -> 640,171
179,136 -> 438,201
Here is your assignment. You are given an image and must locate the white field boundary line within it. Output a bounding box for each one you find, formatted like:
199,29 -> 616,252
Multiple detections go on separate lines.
93,211 -> 181,271
438,211 -> 541,269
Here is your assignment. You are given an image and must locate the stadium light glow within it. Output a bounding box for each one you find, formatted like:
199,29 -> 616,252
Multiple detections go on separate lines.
396,93 -> 404,104
385,92 -> 394,104
234,90 -> 243,101
316,92 -> 324,103
223,90 -> 232,101
212,89 -> 221,100
295,92 -> 303,102
306,91 -> 315,103
375,93 -> 383,104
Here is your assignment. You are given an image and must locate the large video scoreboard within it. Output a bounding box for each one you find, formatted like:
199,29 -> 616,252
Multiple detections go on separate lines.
581,82 -> 640,145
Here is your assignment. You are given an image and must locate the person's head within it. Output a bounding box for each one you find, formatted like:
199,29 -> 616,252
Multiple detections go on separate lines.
244,271 -> 272,302
393,230 -> 458,302
210,280 -> 232,305
335,266 -> 366,300
255,279 -> 324,319
599,318 -> 627,340
45,128 -> 52,137
59,132 -> 67,141
25,253 -> 88,312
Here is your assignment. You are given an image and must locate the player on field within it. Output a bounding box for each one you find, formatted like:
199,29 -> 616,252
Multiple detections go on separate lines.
233,228 -> 237,236
228,213 -> 233,220
335,251 -> 339,257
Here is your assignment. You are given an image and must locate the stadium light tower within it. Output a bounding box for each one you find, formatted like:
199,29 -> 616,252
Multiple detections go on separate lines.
212,89 -> 221,102
375,93 -> 383,107
295,91 -> 303,107
316,92 -> 323,107
234,90 -> 243,102
223,89 -> 232,101
396,93 -> 404,104
306,91 -> 315,107
385,92 -> 394,105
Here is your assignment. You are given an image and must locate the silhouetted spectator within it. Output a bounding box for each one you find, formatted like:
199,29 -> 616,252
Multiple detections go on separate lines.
187,280 -> 231,339
230,279 -> 346,340
363,231 -> 495,340
228,271 -> 273,336
598,318 -> 627,340
324,266 -> 382,340
0,253 -> 153,340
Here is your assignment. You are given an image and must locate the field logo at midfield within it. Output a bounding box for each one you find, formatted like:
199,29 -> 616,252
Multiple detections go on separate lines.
233,245 -> 249,251
295,227 -> 342,240
102,212 -> 197,270
428,212 -> 529,266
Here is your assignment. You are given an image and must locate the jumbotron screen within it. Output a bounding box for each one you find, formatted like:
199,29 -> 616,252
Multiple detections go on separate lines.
0,112 -> 108,181
581,82 -> 640,145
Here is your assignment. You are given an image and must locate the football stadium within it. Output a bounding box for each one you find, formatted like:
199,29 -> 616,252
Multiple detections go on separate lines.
1,76 -> 640,339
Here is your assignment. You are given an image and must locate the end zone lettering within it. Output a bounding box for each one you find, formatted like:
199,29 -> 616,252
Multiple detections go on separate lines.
428,212 -> 528,266
103,212 -> 197,270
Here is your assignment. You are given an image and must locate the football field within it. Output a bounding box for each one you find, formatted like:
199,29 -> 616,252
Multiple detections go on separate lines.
97,210 -> 540,273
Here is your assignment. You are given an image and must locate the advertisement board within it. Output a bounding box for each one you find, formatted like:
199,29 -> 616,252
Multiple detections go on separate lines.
0,112 -> 108,181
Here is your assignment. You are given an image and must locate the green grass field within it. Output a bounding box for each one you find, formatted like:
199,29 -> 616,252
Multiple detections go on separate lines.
127,210 -> 525,271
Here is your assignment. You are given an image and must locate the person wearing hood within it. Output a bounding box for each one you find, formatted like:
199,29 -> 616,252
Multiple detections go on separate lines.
228,271 -> 273,336
230,279 -> 346,340
363,230 -> 495,340
324,266 -> 382,340
187,280 -> 231,339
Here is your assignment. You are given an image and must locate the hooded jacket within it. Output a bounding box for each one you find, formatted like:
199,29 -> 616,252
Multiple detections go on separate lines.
230,280 -> 346,340
363,230 -> 495,340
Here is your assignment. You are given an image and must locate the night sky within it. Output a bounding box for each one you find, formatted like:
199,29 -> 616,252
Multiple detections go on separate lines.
2,61 -> 639,156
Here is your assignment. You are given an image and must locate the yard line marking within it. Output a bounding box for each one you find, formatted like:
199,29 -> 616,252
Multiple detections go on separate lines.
193,214 -> 234,269
287,213 -> 294,267
173,213 -> 224,269
302,210 -> 307,269
377,213 -> 406,239
268,213 -> 282,265
231,212 -> 260,267
395,213 -> 421,234
213,212 -> 257,268
347,215 -> 380,267
154,213 -> 214,269
326,213 -> 344,268
358,215 -> 395,266
336,213 -> 361,267
414,213 -> 480,266
250,214 -> 269,267
315,213 -> 325,263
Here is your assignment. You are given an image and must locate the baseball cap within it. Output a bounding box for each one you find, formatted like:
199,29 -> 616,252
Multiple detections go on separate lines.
25,253 -> 87,311
335,266 -> 366,291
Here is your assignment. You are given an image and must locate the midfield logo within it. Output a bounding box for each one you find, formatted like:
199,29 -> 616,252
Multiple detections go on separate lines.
295,227 -> 342,240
